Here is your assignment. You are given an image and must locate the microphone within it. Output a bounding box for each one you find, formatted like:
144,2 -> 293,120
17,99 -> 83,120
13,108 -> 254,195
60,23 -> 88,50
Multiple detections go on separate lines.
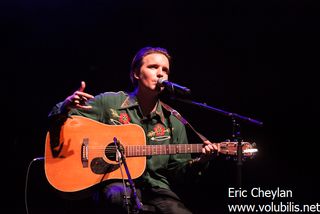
157,78 -> 191,96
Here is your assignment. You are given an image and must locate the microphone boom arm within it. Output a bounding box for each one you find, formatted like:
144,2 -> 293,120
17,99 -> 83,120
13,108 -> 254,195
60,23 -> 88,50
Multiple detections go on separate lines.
173,98 -> 263,126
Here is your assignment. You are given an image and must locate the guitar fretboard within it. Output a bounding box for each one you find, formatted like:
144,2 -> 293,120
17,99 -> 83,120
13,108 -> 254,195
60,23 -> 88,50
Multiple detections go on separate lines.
125,144 -> 204,157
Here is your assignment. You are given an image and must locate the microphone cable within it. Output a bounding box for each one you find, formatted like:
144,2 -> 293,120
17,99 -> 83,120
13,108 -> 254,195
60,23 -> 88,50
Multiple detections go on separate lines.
25,157 -> 44,214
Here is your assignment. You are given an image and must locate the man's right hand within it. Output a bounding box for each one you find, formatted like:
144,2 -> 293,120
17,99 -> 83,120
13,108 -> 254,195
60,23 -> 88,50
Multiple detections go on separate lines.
63,81 -> 94,110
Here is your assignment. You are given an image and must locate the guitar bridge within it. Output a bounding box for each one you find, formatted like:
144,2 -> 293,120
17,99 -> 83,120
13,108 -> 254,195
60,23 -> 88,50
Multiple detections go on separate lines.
81,138 -> 89,167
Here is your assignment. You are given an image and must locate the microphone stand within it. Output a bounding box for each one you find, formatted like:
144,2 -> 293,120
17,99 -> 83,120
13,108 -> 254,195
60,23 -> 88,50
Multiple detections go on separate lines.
232,116 -> 243,188
172,98 -> 263,188
113,137 -> 143,214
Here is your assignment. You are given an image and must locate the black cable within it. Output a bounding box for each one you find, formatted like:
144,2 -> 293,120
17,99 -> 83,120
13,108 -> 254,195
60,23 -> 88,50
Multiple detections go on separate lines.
25,157 -> 44,214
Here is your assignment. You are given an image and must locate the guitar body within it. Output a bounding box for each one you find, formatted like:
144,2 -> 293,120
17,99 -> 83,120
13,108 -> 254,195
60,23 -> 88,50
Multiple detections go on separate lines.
45,115 -> 146,193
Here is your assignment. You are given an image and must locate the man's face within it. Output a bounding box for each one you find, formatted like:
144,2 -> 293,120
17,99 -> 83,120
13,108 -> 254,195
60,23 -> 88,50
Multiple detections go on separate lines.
135,53 -> 170,92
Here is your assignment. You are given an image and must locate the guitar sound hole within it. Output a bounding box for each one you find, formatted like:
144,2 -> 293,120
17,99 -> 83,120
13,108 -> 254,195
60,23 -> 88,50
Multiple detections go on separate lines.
105,143 -> 124,161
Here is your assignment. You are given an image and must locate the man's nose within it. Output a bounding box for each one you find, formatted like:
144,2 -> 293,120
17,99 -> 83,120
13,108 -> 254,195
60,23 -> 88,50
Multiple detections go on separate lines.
157,69 -> 164,77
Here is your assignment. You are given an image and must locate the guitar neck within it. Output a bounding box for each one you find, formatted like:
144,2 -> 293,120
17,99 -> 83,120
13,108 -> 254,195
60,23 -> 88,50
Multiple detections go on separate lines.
125,144 -> 204,157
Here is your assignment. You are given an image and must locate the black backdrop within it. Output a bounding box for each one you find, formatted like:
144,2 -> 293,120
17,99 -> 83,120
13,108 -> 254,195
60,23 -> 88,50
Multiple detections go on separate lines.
4,0 -> 319,213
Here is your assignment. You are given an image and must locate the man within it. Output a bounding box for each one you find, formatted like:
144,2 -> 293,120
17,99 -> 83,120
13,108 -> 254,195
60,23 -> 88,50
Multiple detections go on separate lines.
48,46 -> 216,214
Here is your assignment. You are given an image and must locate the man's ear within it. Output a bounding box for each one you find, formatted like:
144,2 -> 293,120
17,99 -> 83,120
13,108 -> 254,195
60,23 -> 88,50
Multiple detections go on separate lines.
133,70 -> 140,80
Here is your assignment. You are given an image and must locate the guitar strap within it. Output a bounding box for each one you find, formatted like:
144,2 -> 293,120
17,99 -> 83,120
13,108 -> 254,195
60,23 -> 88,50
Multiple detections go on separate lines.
160,101 -> 208,142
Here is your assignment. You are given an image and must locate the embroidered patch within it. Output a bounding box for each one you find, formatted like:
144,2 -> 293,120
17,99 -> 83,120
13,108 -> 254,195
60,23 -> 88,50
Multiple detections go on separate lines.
110,109 -> 119,118
154,123 -> 166,136
109,109 -> 131,124
119,112 -> 130,124
147,123 -> 171,142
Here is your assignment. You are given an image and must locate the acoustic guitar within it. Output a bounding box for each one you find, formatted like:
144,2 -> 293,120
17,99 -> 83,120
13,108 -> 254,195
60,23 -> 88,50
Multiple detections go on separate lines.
45,115 -> 257,193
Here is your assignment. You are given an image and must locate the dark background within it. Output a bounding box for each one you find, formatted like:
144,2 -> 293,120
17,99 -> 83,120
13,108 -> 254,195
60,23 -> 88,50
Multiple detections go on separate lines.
3,0 -> 319,213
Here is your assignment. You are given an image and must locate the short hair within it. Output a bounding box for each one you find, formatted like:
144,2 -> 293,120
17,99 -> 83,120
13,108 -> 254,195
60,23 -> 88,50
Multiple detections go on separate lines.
130,46 -> 171,87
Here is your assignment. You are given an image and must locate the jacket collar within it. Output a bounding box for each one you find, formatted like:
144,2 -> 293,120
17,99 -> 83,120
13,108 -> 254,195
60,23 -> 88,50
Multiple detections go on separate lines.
119,91 -> 168,124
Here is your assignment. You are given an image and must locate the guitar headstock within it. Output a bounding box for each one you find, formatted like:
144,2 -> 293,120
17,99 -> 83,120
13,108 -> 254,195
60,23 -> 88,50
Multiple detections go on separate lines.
217,141 -> 258,158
